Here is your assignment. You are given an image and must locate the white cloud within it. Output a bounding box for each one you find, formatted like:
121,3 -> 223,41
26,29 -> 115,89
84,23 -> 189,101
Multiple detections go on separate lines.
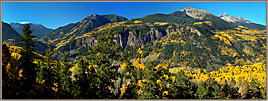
19,21 -> 30,24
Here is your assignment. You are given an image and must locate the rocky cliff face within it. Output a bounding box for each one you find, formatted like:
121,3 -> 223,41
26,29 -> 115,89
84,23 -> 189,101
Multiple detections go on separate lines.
74,37 -> 98,49
59,24 -> 203,51
166,25 -> 201,36
118,28 -> 166,48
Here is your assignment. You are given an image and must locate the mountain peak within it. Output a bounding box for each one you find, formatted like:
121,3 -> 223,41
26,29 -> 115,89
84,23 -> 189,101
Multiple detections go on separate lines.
88,14 -> 101,18
220,12 -> 228,16
18,21 -> 30,24
184,6 -> 198,10
179,6 -> 215,19
218,13 -> 252,24
92,14 -> 98,16
185,6 -> 193,9
180,6 -> 196,11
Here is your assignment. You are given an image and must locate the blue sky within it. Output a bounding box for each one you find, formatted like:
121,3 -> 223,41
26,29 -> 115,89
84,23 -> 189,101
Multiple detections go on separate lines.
2,2 -> 266,29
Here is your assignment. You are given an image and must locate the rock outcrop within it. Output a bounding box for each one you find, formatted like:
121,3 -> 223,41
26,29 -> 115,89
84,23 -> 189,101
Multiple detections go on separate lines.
59,24 -> 203,51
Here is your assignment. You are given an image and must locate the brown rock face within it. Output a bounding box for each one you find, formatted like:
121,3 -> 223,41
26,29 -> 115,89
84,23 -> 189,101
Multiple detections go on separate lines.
122,28 -> 166,48
62,24 -> 203,51
180,6 -> 215,19
75,37 -> 98,48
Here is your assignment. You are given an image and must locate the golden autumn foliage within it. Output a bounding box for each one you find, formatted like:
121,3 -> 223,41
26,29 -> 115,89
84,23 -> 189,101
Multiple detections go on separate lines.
162,74 -> 169,80
132,58 -> 145,70
19,69 -> 23,77
163,91 -> 169,96
133,20 -> 143,24
214,34 -> 232,46
120,62 -> 127,70
238,26 -> 248,29
88,64 -> 92,70
82,32 -> 93,37
193,21 -> 212,26
8,45 -> 45,60
11,52 -> 21,60
137,48 -> 143,55
154,22 -> 168,25
193,22 -> 203,25
120,84 -> 127,96
214,28 -> 265,42
52,82 -> 58,92
243,48 -> 251,55
8,39 -> 15,41
169,39 -> 185,44
154,63 -> 169,70
167,62 -> 266,93
218,45 -> 238,57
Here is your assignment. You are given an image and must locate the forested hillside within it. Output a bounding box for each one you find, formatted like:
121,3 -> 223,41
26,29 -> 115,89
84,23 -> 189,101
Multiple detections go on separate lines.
2,22 -> 21,45
2,6 -> 266,99
2,22 -> 53,55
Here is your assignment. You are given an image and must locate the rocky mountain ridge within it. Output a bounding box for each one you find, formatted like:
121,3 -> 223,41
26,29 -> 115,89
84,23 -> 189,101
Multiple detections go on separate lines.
180,6 -> 216,19
41,14 -> 128,45
218,12 -> 266,30
218,12 -> 253,23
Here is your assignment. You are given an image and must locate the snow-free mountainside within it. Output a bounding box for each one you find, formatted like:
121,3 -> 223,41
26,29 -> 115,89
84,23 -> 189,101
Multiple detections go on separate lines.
2,6 -> 266,99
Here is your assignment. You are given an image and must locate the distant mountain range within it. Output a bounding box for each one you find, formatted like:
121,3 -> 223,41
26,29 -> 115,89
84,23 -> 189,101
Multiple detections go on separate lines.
50,6 -> 266,70
2,6 -> 266,63
137,6 -> 235,31
218,12 -> 266,30
219,12 -> 252,23
10,23 -> 53,38
2,21 -> 53,55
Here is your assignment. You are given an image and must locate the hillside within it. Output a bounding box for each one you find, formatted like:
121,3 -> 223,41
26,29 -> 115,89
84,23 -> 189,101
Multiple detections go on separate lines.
44,7 -> 266,71
41,14 -> 128,45
231,23 -> 266,30
4,7 -> 264,69
3,6 -> 266,99
44,7 -> 236,50
2,22 -> 54,55
50,7 -> 235,52
2,21 -> 22,45
56,20 -> 266,71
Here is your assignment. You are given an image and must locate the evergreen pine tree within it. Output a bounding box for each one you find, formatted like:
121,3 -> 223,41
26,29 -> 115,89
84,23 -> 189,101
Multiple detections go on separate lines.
18,24 -> 37,98
2,43 -> 11,81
